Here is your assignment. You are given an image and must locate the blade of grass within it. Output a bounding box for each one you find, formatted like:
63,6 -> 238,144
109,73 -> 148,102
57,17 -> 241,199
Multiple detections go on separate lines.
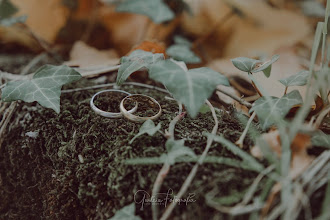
206,133 -> 264,172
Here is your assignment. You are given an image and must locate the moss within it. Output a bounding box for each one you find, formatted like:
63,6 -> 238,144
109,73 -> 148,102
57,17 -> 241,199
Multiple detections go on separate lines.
0,75 -> 261,219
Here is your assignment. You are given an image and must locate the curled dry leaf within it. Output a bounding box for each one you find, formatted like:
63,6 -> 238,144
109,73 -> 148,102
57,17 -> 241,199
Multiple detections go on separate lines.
183,0 -> 310,60
98,5 -> 150,55
10,0 -> 69,43
251,129 -> 314,179
223,0 -> 310,57
64,41 -> 119,68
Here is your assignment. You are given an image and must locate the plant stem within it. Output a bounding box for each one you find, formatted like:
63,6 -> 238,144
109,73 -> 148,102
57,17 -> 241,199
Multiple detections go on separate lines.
160,100 -> 218,220
235,111 -> 256,148
284,86 -> 288,95
250,79 -> 263,97
167,111 -> 185,139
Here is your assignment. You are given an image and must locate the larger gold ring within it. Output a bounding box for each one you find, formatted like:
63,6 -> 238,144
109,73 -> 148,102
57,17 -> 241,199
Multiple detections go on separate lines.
120,94 -> 162,123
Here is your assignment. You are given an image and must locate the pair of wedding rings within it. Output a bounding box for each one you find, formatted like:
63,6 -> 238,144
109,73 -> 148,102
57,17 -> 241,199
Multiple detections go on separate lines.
90,89 -> 162,123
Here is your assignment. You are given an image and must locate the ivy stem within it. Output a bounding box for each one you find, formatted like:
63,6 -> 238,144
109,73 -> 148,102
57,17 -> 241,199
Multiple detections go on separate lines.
249,72 -> 263,97
235,111 -> 257,148
160,100 -> 218,220
284,86 -> 288,95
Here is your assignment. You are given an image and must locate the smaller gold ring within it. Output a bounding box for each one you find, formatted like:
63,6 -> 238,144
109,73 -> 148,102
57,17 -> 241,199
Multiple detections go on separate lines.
120,94 -> 162,123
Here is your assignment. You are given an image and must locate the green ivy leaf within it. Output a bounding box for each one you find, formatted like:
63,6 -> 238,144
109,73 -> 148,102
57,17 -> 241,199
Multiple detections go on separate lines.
129,119 -> 161,144
108,203 -> 141,220
231,57 -> 259,72
116,0 -> 174,24
163,139 -> 196,165
251,55 -> 279,78
1,65 -> 82,113
0,0 -> 17,19
149,60 -> 229,118
0,0 -> 26,26
166,44 -> 201,64
0,15 -> 27,26
116,50 -> 164,86
250,90 -> 303,130
312,131 -> 330,148
301,1 -> 325,17
173,35 -> 192,47
279,70 -> 309,87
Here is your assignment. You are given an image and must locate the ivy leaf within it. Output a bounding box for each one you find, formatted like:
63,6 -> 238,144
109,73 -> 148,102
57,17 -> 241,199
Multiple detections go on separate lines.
0,15 -> 27,26
251,55 -> 280,77
312,131 -> 330,148
231,57 -> 259,72
163,139 -> 196,165
166,44 -> 201,64
301,1 -> 325,17
0,0 -> 17,19
0,0 -> 26,26
129,119 -> 161,144
173,35 -> 192,47
108,203 -> 141,220
116,50 -> 164,86
279,70 -> 309,87
116,0 -> 174,24
167,36 -> 201,63
1,65 -> 82,113
149,60 -> 229,118
250,90 -> 303,130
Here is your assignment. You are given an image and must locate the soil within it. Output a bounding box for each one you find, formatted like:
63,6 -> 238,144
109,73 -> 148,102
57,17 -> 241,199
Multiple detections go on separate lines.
0,52 -> 327,220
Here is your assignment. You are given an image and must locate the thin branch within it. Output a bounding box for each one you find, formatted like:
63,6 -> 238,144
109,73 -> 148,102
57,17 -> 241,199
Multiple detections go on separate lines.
62,81 -> 170,94
0,102 -> 17,149
152,163 -> 170,220
216,87 -> 252,108
20,52 -> 47,75
160,100 -> 219,220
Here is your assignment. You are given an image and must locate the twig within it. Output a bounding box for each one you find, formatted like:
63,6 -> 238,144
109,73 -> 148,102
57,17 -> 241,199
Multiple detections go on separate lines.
75,65 -> 121,78
20,52 -> 47,75
152,163 -> 170,220
62,81 -> 170,94
20,23 -> 52,53
314,105 -> 330,129
216,87 -> 252,108
235,111 -> 256,148
0,71 -> 31,81
160,100 -> 219,220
